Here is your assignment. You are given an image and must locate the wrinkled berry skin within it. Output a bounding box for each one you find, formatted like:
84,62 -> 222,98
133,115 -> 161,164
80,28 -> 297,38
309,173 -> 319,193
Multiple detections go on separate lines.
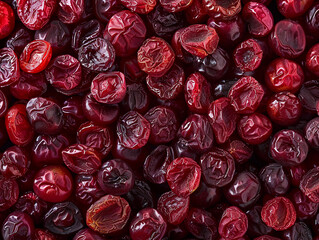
277,0 -> 314,18
300,167 -> 319,203
305,117 -> 319,149
306,43 -> 319,77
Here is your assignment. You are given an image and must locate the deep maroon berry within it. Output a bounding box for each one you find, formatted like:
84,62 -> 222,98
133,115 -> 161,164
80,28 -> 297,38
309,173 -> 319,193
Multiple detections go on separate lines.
2,211 -> 34,240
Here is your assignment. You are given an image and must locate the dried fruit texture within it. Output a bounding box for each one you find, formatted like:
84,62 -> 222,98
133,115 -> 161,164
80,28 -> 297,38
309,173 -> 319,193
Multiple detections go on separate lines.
185,72 -> 212,114
120,0 -> 157,14
200,148 -> 235,187
20,40 -> 52,74
86,195 -> 131,234
233,39 -> 263,72
91,72 -> 126,104
180,24 -> 219,58
160,0 -> 193,12
106,10 -> 146,56
0,1 -> 15,39
305,117 -> 319,149
17,0 -> 57,30
277,0 -> 314,18
137,37 -> 175,77
208,97 -> 238,144
157,191 -> 189,225
0,48 -> 20,87
186,0 -> 208,24
228,76 -> 264,114
146,64 -> 185,100
78,38 -> 115,72
130,208 -> 167,240
218,206 -> 248,239
300,167 -> 319,203
265,58 -> 304,93
0,178 -> 19,211
261,197 -> 296,231
298,80 -> 319,113
58,0 -> 84,24
270,129 -> 308,166
306,43 -> 319,77
203,0 -> 241,20
166,157 -> 201,197
117,111 -> 150,149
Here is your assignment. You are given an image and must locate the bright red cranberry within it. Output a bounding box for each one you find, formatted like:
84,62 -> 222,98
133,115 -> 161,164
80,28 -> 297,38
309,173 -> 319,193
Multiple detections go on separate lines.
265,58 -> 304,93
17,0 -> 56,30
306,43 -> 319,77
5,104 -> 34,146
208,16 -> 246,48
200,148 -> 235,188
87,195 -> 131,234
203,0 -> 241,20
58,0 -> 84,24
242,2 -> 273,37
269,20 -> 306,59
267,92 -> 301,126
305,117 -> 319,150
2,211 -> 35,240
228,76 -> 264,114
26,97 -> 63,135
91,72 -> 126,104
45,55 -> 82,95
180,24 -> 219,58
0,178 -> 19,211
20,40 -> 52,73
0,1 -> 14,39
137,37 -> 175,77
185,72 -> 212,114
166,157 -> 201,197
44,202 -> 83,235
259,163 -> 290,196
0,48 -> 20,87
289,188 -> 319,220
82,93 -> 119,125
97,159 -> 134,195
184,208 -> 218,240
224,171 -> 261,208
120,0 -> 156,14
233,39 -> 263,72
186,0 -> 208,24
270,129 -> 308,167
261,197 -> 296,231
130,208 -> 167,240
117,111 -> 150,149
73,228 -> 105,240
157,191 -> 189,225
0,146 -> 30,179
78,38 -> 115,72
237,113 -> 272,145
144,106 -> 178,144
159,0 -> 192,12
277,0 -> 313,18
225,139 -> 253,164
33,165 -> 73,203
219,206 -> 248,240
105,10 -> 146,56
146,64 -> 185,100
300,167 -> 319,203
208,97 -> 238,144
10,72 -> 47,100
178,114 -> 214,153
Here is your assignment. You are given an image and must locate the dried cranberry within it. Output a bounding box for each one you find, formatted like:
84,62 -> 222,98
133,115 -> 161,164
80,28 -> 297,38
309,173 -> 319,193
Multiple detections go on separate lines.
306,43 -> 319,77
120,0 -> 156,14
20,40 -> 52,73
121,83 -> 151,113
0,48 -> 20,87
94,0 -> 123,23
300,167 -> 319,203
277,0 -> 313,18
17,0 -> 56,30
203,0 -> 241,20
186,0 -> 208,24
130,208 -> 167,240
261,197 -> 296,231
190,181 -> 220,208
0,178 -> 19,211
160,0 -> 192,12
298,80 -> 319,114
105,10 -> 146,57
218,206 -> 248,240
246,206 -> 273,237
34,229 -> 57,240
137,37 -> 175,77
305,117 -> 319,149
33,165 -> 73,203
228,76 -> 264,114
270,129 -> 308,167
2,211 -> 34,240
0,1 -> 14,39
86,195 -> 131,234
5,27 -> 33,56
166,157 -> 201,197
225,139 -> 253,164
73,228 -> 105,240
58,0 -> 84,24
282,222 -> 312,240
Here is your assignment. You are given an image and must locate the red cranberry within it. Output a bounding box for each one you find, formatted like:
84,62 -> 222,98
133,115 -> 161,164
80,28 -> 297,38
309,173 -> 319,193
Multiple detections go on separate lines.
159,0 -> 192,12
0,1 -> 14,39
269,20 -> 306,59
6,27 -> 33,56
0,178 -> 19,211
219,206 -> 248,240
300,167 -> 319,203
246,206 -> 273,237
203,0 -> 241,20
0,48 -> 20,87
130,208 -> 167,240
298,80 -> 319,114
73,228 -> 105,240
225,139 -> 253,164
33,165 -> 73,203
186,0 -> 208,24
58,0 -> 84,24
270,129 -> 308,167
261,197 -> 296,231
121,83 -> 151,113
306,43 -> 319,77
120,0 -> 156,14
166,157 -> 201,197
34,229 -> 57,240
277,0 -> 313,18
305,117 -> 319,150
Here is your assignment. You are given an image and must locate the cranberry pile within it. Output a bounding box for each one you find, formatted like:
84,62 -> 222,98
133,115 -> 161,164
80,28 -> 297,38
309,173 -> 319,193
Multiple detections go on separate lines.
0,0 -> 319,239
